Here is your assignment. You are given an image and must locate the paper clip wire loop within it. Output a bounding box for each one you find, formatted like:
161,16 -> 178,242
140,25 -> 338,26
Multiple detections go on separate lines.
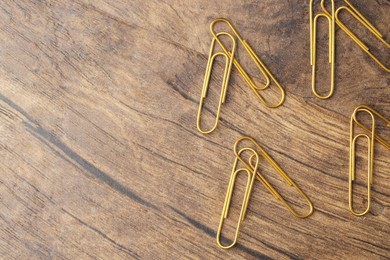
322,0 -> 390,72
349,105 -> 390,216
234,136 -> 314,218
216,148 -> 259,249
352,105 -> 390,149
310,0 -> 335,99
197,32 -> 236,134
210,18 -> 285,108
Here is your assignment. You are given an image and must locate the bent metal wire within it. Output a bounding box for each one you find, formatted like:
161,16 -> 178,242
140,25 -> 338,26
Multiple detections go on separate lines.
234,136 -> 314,218
216,147 -> 259,249
196,32 -> 236,134
321,0 -> 390,72
349,105 -> 390,216
210,18 -> 286,108
216,137 -> 314,249
309,0 -> 335,99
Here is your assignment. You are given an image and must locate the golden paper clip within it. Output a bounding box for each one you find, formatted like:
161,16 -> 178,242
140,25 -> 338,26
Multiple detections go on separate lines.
216,148 -> 259,249
309,0 -> 336,99
349,105 -> 390,216
234,136 -> 314,218
197,32 -> 236,134
321,0 -> 390,72
210,18 -> 285,108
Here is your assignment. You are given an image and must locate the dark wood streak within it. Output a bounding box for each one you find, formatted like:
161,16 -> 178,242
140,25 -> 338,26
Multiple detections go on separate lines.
118,99 -> 231,151
345,237 -> 389,259
62,209 -> 140,259
25,121 -> 159,210
0,94 -> 158,211
349,236 -> 390,252
136,142 -> 211,179
169,206 -> 274,260
0,0 -> 389,259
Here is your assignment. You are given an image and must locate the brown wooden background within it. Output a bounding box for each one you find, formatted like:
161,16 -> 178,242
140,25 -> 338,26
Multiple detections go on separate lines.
0,0 -> 389,259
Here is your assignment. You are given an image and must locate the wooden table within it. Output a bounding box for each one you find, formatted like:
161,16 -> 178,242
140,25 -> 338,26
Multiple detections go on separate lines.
0,0 -> 389,259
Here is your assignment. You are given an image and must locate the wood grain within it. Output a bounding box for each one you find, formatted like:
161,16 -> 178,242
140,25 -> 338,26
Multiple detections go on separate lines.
0,0 -> 389,259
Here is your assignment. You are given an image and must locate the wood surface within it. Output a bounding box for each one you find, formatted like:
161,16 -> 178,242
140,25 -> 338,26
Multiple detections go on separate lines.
0,0 -> 389,259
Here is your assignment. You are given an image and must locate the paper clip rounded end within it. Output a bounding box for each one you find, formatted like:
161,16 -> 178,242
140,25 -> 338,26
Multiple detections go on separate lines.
284,193 -> 315,219
312,87 -> 334,100
211,17 -> 230,24
196,109 -> 218,134
209,18 -> 232,35
216,216 -> 239,249
263,88 -> 286,108
216,237 -> 237,249
348,204 -> 370,217
196,123 -> 217,134
295,202 -> 315,219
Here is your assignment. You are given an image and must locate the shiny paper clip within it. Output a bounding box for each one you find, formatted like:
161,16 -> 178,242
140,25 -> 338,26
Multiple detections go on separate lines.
321,0 -> 390,72
197,32 -> 236,134
309,0 -> 336,99
210,18 -> 285,108
349,105 -> 390,216
234,136 -> 314,218
217,148 -> 259,249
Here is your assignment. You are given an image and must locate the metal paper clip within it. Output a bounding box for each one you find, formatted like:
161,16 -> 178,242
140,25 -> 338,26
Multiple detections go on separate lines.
321,0 -> 390,72
234,136 -> 314,218
309,0 -> 336,99
197,32 -> 236,134
210,18 -> 285,108
217,148 -> 258,249
349,105 -> 390,216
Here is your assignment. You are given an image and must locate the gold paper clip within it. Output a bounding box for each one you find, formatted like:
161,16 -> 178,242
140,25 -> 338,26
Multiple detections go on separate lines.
216,147 -> 259,249
234,136 -> 314,218
197,32 -> 236,134
321,0 -> 390,72
349,105 -> 390,216
309,0 -> 336,99
210,18 -> 285,108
